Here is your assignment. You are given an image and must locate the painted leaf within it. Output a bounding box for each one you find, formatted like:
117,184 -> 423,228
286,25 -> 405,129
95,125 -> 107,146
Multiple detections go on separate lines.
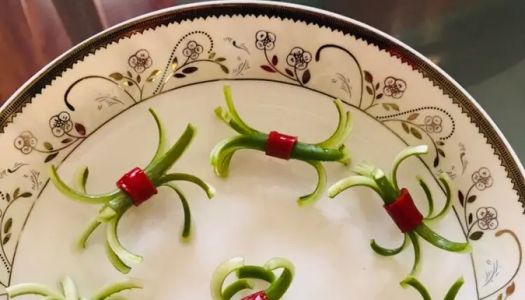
366,86 -> 373,95
272,55 -> 278,66
383,103 -> 390,111
407,113 -> 419,121
468,213 -> 473,224
61,138 -> 73,144
126,71 -> 133,78
172,56 -> 178,64
437,148 -> 446,157
4,218 -> 12,234
285,68 -> 294,77
437,141 -> 445,146
434,155 -> 440,167
2,233 -> 11,245
467,195 -> 477,203
469,231 -> 483,241
13,188 -> 20,199
208,52 -> 216,59
146,70 -> 160,82
260,65 -> 276,73
44,152 -> 59,163
364,70 -> 373,83
506,282 -> 515,295
375,82 -> 380,90
220,64 -> 230,74
302,69 -> 311,85
5,194 -> 10,202
182,67 -> 198,74
410,127 -> 423,139
44,142 -> 54,151
215,57 -> 226,62
390,103 -> 400,111
401,122 -> 410,133
136,74 -> 141,83
376,93 -> 383,99
75,123 -> 86,136
109,72 -> 124,81
174,73 -> 186,78
19,192 -> 32,198
458,191 -> 465,207
496,293 -> 503,300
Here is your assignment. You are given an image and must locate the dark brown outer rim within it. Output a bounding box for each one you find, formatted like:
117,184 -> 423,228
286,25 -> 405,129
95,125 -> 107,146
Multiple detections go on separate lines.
1,2 -> 523,208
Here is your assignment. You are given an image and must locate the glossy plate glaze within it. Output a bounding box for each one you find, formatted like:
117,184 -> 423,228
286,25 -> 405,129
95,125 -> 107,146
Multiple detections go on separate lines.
0,1 -> 523,299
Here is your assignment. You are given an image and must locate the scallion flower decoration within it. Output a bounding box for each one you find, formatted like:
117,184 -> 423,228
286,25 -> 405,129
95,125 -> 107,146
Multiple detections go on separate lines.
49,109 -> 215,274
211,257 -> 294,300
6,276 -> 140,300
211,85 -> 352,205
328,145 -> 470,298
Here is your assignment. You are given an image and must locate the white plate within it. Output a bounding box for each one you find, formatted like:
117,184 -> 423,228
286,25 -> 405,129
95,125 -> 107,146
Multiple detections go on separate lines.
0,1 -> 523,299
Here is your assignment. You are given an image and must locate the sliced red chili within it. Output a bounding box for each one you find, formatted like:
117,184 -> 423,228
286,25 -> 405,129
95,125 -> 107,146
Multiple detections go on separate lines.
241,291 -> 268,300
265,131 -> 298,160
117,167 -> 157,206
384,188 -> 423,233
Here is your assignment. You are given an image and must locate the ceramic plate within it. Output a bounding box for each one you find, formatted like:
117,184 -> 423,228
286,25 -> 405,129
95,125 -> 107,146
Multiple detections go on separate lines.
0,1 -> 524,299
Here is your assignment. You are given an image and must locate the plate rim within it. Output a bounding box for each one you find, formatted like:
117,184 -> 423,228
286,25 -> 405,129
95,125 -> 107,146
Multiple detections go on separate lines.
0,0 -> 523,208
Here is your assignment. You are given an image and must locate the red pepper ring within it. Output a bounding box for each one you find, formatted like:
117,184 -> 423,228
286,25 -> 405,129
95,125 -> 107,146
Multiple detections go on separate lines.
117,167 -> 158,206
384,188 -> 423,233
265,131 -> 298,160
241,291 -> 269,300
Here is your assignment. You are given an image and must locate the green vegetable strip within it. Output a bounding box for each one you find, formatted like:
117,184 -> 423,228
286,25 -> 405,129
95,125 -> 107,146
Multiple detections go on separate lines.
157,173 -> 215,199
391,145 -> 429,192
426,174 -> 453,222
316,100 -> 349,148
373,170 -> 398,204
328,175 -> 381,198
6,284 -> 63,299
76,216 -> 102,249
60,277 -> 77,300
210,257 -> 245,300
49,165 -> 119,204
146,108 -> 168,169
106,215 -> 143,266
417,177 -> 434,218
370,234 -> 408,256
264,258 -> 294,300
145,124 -> 195,180
104,239 -> 131,274
237,266 -> 275,283
408,232 -> 421,275
444,277 -> 464,300
298,161 -> 326,206
210,135 -> 266,177
291,142 -> 348,162
222,280 -> 253,300
215,107 -> 251,135
90,281 -> 141,300
162,184 -> 192,238
400,276 -> 431,300
222,85 -> 259,135
415,223 -> 471,253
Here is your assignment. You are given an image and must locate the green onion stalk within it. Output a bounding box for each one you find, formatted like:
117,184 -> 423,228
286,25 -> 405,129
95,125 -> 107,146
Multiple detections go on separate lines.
211,257 -> 294,300
6,276 -> 141,300
328,145 -> 469,299
211,85 -> 352,205
49,109 -> 215,274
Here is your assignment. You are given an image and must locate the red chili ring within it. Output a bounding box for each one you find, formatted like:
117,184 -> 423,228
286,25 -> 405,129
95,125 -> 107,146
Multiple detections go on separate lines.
117,167 -> 158,206
265,131 -> 298,160
241,291 -> 268,300
384,188 -> 423,233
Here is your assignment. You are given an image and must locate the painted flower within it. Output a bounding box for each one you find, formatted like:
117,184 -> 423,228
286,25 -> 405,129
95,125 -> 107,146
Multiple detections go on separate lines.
255,30 -> 276,50
424,115 -> 443,133
128,49 -> 153,73
476,207 -> 498,230
383,76 -> 407,98
472,167 -> 493,191
182,41 -> 203,60
49,112 -> 73,137
14,131 -> 37,154
286,47 -> 312,70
